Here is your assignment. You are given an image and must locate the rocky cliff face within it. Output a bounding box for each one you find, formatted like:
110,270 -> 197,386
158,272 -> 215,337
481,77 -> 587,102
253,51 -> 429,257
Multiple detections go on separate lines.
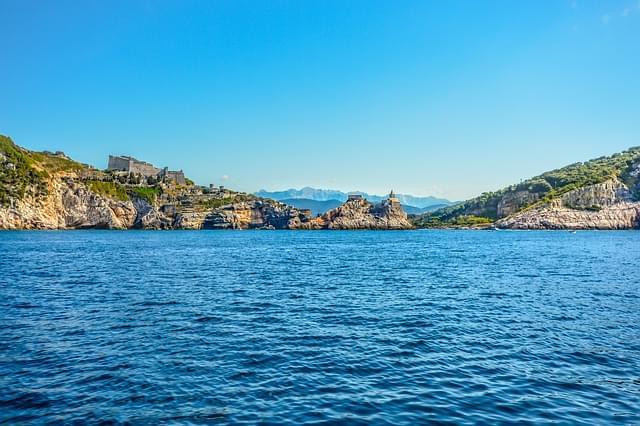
0,175 -> 414,230
0,172 -> 414,231
416,147 -> 640,230
497,191 -> 541,217
1,136 -> 417,230
0,136 -> 323,230
0,174 -> 314,230
559,179 -> 632,208
202,199 -> 312,230
0,176 -> 138,230
1,140 -> 412,230
496,179 -> 640,229
291,198 -> 413,230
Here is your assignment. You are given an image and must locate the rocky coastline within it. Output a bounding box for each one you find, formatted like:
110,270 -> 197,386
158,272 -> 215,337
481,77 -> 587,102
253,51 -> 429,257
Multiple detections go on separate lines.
3,135 -> 640,231
0,136 -> 412,230
495,180 -> 640,230
412,147 -> 640,230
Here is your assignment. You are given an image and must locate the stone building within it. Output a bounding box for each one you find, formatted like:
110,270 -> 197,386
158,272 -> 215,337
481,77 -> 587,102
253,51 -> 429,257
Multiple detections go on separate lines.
387,190 -> 400,205
159,167 -> 186,185
107,155 -> 187,185
107,155 -> 160,177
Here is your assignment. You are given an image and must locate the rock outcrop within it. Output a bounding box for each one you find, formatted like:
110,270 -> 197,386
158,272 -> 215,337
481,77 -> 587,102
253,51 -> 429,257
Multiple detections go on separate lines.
202,200 -> 312,230
1,136 -> 416,231
0,177 -> 138,230
0,172 -> 413,230
290,196 -> 413,230
415,146 -> 640,230
496,179 -> 640,230
0,176 -> 314,230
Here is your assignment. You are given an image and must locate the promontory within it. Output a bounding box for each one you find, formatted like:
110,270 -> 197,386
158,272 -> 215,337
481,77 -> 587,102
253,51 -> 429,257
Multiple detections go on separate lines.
0,136 -> 412,230
3,135 -> 640,230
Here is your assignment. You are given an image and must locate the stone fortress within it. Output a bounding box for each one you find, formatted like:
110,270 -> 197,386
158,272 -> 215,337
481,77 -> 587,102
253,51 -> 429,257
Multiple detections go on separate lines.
107,155 -> 186,185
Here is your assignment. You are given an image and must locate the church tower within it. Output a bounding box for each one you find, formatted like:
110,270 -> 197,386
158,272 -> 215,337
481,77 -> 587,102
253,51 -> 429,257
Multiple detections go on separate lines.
388,190 -> 400,205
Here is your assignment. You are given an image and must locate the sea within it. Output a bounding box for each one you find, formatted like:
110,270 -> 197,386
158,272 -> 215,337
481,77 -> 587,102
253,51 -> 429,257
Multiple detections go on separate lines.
1,230 -> 639,424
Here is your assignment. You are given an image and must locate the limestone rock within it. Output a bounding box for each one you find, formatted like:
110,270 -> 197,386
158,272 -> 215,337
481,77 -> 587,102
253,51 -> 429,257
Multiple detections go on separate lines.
496,179 -> 640,230
203,200 -> 312,229
0,178 -> 137,229
0,142 -> 412,231
132,198 -> 173,229
497,191 -> 541,217
291,196 -> 413,230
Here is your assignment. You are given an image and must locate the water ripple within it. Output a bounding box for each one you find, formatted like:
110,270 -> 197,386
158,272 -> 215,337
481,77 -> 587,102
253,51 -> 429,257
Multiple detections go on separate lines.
1,230 -> 639,424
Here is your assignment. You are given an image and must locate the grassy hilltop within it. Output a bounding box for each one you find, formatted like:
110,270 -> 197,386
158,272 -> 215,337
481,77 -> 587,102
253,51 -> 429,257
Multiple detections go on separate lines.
0,135 -> 191,207
0,135 -> 86,205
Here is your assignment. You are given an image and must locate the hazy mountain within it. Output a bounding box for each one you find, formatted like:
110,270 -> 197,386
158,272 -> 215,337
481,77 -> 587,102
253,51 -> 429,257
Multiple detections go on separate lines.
280,198 -> 343,216
281,198 -> 451,216
256,187 -> 452,209
402,203 -> 450,215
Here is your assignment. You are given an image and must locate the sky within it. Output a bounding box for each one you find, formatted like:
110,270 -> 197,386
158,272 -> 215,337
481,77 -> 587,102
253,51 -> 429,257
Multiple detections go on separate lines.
1,0 -> 639,200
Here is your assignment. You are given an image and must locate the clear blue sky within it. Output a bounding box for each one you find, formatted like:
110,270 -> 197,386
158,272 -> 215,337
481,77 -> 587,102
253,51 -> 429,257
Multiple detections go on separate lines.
1,1 -> 639,200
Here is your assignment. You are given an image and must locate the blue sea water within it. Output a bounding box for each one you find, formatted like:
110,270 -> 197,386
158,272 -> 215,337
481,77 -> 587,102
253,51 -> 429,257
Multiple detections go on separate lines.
1,230 -> 639,424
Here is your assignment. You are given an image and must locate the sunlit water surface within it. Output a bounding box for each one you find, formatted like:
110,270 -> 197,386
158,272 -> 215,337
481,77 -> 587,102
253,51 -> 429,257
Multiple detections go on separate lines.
1,230 -> 639,424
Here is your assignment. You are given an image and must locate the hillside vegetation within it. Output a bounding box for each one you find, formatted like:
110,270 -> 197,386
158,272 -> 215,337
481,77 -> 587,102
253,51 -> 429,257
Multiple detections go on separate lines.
414,147 -> 640,227
0,135 -> 176,207
0,135 -> 88,205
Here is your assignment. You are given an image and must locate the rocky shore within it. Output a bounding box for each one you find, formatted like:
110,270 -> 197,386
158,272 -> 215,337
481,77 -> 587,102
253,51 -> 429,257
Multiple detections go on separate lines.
0,177 -> 412,230
298,195 -> 413,230
3,134 -> 640,231
496,180 -> 640,230
0,136 -> 411,230
414,146 -> 640,230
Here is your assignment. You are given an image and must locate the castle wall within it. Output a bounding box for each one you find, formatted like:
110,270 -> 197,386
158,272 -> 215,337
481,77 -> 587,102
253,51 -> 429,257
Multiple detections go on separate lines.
107,155 -> 185,183
107,155 -> 132,171
163,170 -> 186,185
129,162 -> 160,177
107,155 -> 160,177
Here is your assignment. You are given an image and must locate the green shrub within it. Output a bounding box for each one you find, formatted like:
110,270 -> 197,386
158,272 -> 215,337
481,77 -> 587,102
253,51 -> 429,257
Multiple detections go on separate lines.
86,180 -> 129,201
129,186 -> 161,204
416,146 -> 640,227
451,215 -> 493,226
198,197 -> 237,209
0,135 -> 48,205
29,151 -> 84,174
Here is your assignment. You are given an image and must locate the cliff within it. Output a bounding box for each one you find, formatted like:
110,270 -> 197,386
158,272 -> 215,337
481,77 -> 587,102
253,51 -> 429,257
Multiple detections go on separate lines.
0,136 -> 409,230
496,179 -> 640,229
414,147 -> 640,230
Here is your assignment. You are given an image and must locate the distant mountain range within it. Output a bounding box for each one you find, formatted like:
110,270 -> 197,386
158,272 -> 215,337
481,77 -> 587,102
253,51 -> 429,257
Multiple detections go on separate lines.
256,187 -> 453,212
278,198 -> 450,216
279,198 -> 342,216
